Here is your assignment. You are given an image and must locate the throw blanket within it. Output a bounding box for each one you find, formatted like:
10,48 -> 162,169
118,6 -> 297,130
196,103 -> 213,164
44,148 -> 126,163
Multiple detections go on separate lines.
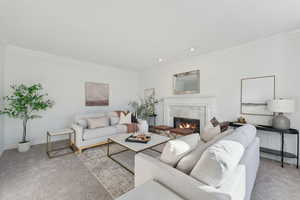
114,111 -> 139,133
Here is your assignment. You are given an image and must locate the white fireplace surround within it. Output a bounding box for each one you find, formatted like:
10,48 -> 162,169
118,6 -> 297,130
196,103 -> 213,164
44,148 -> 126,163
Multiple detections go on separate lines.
163,95 -> 217,133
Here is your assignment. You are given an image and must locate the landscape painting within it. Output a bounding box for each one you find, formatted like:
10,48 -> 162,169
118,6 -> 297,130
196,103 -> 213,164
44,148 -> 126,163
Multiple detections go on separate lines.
85,82 -> 109,106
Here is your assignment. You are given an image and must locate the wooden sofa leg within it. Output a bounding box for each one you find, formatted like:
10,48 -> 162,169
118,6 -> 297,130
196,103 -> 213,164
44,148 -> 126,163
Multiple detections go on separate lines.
76,148 -> 82,154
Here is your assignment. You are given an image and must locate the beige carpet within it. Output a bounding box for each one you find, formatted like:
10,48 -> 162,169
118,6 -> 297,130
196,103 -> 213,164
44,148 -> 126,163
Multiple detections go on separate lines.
1,142 -> 299,200
0,144 -> 112,200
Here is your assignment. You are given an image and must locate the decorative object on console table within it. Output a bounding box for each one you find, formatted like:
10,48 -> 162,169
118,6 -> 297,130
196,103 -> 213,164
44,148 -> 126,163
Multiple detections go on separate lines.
267,99 -> 295,130
229,122 -> 299,168
237,116 -> 247,124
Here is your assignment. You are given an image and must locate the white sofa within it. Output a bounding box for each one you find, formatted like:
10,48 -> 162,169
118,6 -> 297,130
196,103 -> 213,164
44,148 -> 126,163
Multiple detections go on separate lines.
71,111 -> 148,153
134,125 -> 260,200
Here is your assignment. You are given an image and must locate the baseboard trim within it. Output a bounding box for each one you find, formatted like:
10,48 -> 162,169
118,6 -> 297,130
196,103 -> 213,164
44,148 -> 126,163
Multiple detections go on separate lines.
4,136 -> 69,150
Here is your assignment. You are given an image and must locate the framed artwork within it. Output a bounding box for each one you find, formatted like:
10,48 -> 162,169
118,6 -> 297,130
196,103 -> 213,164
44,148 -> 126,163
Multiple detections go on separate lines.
85,82 -> 109,106
144,88 -> 155,98
240,75 -> 275,116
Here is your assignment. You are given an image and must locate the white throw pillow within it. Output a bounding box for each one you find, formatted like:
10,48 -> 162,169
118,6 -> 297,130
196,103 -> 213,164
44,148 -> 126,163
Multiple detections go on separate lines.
190,139 -> 245,188
201,124 -> 221,142
87,117 -> 109,129
160,134 -> 200,167
119,112 -> 132,124
176,129 -> 233,174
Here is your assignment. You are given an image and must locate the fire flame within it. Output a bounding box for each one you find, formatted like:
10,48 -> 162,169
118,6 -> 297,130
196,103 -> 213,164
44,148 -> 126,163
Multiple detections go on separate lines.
179,122 -> 196,130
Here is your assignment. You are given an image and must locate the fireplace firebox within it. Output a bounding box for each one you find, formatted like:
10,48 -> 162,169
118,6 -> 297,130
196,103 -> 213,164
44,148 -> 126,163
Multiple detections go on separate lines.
173,117 -> 200,133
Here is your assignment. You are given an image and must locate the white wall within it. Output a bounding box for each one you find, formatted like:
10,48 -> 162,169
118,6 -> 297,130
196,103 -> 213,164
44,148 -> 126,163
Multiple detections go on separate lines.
3,45 -> 139,149
0,43 -> 5,155
140,31 -> 300,164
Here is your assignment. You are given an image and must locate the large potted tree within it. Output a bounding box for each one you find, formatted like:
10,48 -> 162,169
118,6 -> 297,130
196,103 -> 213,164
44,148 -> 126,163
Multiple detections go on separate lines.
0,84 -> 54,152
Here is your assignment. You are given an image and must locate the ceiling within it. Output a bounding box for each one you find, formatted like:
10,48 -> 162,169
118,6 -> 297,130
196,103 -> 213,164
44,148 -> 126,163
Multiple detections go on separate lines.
1,0 -> 300,70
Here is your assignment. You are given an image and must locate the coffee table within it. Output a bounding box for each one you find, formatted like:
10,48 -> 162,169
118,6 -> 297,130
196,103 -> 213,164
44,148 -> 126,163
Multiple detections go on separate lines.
107,133 -> 170,174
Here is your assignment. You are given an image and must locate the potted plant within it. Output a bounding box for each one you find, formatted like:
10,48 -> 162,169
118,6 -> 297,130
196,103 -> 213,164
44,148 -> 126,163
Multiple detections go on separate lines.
0,84 -> 54,152
129,94 -> 160,120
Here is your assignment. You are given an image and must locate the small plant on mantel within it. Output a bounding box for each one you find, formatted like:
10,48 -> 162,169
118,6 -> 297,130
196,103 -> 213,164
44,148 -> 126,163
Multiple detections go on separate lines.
0,84 -> 54,152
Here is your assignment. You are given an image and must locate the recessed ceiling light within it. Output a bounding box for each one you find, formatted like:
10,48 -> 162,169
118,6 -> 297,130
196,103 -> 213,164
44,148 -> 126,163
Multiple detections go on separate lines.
158,58 -> 163,63
190,47 -> 195,52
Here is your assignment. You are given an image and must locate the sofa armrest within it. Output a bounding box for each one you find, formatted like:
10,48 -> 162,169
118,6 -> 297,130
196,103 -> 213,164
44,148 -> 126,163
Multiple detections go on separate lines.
135,153 -> 232,200
71,123 -> 84,148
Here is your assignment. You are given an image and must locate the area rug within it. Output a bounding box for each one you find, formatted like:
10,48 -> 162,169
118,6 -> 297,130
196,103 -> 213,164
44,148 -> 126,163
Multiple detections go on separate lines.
77,143 -> 162,199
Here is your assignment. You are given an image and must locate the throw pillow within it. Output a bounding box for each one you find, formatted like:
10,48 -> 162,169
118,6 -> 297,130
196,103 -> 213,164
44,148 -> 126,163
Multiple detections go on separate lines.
160,134 -> 200,167
110,116 -> 120,126
176,129 -> 233,174
201,124 -> 221,142
210,117 -> 229,132
190,139 -> 245,187
119,112 -> 132,124
87,117 -> 109,129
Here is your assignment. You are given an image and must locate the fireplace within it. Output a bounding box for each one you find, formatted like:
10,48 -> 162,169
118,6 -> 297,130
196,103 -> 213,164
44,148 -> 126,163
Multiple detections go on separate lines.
173,117 -> 200,133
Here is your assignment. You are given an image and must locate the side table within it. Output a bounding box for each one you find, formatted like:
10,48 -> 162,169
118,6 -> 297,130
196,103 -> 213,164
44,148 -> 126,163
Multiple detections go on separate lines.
47,128 -> 75,158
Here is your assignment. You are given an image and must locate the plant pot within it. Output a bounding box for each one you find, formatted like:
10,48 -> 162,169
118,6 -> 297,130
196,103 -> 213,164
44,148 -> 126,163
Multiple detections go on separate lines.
18,141 -> 31,152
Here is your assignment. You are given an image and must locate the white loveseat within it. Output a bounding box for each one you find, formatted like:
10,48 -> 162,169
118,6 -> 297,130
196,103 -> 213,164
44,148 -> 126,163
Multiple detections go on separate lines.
133,125 -> 260,200
71,111 -> 148,153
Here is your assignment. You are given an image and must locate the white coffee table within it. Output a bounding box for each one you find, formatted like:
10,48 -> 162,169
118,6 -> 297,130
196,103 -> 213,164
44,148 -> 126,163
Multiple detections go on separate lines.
107,133 -> 170,174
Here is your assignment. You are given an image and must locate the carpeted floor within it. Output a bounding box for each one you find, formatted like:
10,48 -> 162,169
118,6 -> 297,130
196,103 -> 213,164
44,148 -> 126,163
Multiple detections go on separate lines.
0,142 -> 300,200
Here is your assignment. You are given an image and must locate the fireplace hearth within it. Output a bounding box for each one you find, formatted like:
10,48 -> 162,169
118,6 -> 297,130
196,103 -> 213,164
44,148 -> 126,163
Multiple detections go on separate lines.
173,117 -> 200,133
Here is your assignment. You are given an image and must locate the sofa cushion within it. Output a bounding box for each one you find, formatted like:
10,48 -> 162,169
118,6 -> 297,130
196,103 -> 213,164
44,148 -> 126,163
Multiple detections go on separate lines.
114,124 -> 127,133
75,112 -> 106,121
83,126 -> 117,140
223,124 -> 256,149
190,139 -> 245,188
160,134 -> 200,167
87,117 -> 109,129
176,129 -> 232,174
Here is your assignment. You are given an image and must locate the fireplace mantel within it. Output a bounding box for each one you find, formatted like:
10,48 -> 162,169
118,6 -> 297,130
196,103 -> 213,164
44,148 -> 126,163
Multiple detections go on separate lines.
163,95 -> 216,133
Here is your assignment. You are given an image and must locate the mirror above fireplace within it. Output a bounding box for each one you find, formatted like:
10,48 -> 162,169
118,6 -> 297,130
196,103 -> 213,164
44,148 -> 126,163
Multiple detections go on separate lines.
173,70 -> 200,95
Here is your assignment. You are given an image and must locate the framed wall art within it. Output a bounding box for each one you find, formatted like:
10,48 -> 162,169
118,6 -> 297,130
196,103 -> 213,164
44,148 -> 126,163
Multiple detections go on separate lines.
85,82 -> 109,106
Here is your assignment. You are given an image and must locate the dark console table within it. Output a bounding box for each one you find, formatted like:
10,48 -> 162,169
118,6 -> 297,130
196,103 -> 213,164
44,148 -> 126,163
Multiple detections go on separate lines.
229,122 -> 299,168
